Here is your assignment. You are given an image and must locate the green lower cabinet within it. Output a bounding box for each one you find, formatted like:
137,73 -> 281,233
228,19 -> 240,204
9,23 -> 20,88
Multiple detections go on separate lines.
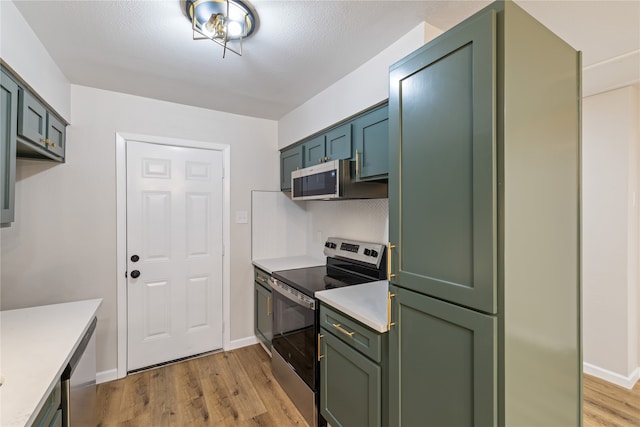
49,409 -> 62,427
319,303 -> 388,427
254,268 -> 272,350
320,328 -> 384,427
31,380 -> 61,427
389,285 -> 496,427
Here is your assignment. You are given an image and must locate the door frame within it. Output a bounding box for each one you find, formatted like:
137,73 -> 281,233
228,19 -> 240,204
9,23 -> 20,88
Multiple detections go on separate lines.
115,132 -> 231,379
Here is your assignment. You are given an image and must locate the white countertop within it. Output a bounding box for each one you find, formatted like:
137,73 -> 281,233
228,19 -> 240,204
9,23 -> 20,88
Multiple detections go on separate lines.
0,299 -> 102,427
316,280 -> 389,333
252,255 -> 324,274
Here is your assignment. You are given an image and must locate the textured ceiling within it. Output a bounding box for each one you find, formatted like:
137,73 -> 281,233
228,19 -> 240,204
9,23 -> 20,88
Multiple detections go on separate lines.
10,0 -> 640,120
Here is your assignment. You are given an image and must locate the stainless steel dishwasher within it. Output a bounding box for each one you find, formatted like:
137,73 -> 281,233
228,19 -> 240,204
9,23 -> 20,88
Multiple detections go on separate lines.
61,317 -> 97,427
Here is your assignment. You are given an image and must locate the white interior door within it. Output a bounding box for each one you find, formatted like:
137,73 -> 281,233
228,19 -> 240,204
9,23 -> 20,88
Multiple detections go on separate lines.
126,140 -> 224,371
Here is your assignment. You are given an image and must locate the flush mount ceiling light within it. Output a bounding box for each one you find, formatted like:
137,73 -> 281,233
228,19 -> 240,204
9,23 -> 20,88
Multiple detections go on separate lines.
185,0 -> 257,58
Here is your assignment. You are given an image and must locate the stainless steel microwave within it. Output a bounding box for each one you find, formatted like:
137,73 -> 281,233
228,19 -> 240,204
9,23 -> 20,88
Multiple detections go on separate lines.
291,159 -> 387,200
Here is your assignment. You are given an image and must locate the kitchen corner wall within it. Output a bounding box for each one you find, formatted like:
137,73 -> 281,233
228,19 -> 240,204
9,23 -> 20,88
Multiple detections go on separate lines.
582,85 -> 640,388
277,22 -> 443,149
0,85 -> 278,376
251,192 -> 389,261
0,0 -> 70,121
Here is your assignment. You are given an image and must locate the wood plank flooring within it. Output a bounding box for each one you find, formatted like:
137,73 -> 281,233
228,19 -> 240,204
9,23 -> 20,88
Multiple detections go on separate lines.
97,345 -> 307,426
584,374 -> 640,426
98,345 -> 640,426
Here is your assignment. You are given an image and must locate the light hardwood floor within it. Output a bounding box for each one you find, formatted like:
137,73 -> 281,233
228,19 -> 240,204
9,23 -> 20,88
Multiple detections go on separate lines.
97,345 -> 307,426
584,374 -> 640,426
98,345 -> 639,426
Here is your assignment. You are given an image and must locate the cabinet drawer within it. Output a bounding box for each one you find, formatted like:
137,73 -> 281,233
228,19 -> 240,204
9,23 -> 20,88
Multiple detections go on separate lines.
320,304 -> 383,362
32,380 -> 61,427
254,267 -> 270,287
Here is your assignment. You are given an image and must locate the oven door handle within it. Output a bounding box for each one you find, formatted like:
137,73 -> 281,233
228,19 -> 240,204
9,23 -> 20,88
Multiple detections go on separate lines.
269,278 -> 316,310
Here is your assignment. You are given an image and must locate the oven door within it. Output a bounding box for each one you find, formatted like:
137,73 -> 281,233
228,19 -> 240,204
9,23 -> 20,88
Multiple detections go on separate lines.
270,278 -> 317,390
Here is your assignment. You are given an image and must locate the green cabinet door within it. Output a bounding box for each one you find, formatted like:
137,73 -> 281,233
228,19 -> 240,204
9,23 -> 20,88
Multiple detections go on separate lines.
325,123 -> 352,162
303,135 -> 326,166
17,88 -> 65,161
388,9 -> 497,314
389,284 -> 496,427
320,327 -> 382,427
46,113 -> 65,159
1,70 -> 18,224
17,89 -> 47,148
255,281 -> 272,349
354,105 -> 388,181
280,145 -> 303,191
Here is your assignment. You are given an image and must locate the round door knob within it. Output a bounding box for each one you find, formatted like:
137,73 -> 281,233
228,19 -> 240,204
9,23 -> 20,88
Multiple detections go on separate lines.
130,255 -> 140,262
130,270 -> 141,279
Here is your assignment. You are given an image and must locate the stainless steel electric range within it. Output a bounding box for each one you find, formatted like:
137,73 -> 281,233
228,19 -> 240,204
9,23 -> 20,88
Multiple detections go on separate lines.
268,237 -> 387,427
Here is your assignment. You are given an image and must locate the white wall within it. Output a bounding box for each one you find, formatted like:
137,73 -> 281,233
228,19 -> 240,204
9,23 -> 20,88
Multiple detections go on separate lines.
0,85 -> 278,374
0,0 -> 70,121
305,199 -> 389,260
582,85 -> 640,388
278,22 -> 443,149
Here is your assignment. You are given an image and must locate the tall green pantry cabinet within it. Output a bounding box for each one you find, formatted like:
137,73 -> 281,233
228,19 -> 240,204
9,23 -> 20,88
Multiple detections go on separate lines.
388,1 -> 581,426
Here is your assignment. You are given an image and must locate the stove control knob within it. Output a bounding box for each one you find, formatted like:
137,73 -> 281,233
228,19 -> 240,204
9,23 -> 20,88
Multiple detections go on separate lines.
364,249 -> 371,256
371,249 -> 379,257
330,242 -> 337,249
325,241 -> 331,248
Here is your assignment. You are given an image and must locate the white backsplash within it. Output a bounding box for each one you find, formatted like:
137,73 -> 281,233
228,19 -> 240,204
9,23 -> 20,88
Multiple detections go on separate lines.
252,192 -> 389,261
305,198 -> 389,259
251,191 -> 309,260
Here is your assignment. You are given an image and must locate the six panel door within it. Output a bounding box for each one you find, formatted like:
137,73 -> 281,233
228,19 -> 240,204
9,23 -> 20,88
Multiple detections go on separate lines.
126,140 -> 224,370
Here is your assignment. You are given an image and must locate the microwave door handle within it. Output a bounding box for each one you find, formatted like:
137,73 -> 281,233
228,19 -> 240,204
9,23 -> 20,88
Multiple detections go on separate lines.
270,280 -> 315,310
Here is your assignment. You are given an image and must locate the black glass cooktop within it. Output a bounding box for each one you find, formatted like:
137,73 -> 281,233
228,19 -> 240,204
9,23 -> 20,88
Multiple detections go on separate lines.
271,265 -> 373,298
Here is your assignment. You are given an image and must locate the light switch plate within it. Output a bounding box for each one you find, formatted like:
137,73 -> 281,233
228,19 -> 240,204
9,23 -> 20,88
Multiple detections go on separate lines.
235,210 -> 249,224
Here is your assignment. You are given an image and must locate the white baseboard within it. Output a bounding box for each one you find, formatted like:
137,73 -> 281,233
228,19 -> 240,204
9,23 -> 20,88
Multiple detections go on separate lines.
583,362 -> 640,389
225,335 -> 259,351
96,368 -> 118,385
99,337 -> 260,384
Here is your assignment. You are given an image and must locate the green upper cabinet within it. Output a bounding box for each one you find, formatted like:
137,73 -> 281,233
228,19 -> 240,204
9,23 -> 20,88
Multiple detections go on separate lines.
354,104 -> 388,181
17,88 -> 66,162
280,144 -> 303,191
325,123 -> 352,161
388,1 -> 581,426
280,103 -> 388,191
388,284 -> 496,427
46,113 -> 65,158
1,69 -> 18,225
303,134 -> 326,167
389,8 -> 497,314
303,124 -> 352,167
